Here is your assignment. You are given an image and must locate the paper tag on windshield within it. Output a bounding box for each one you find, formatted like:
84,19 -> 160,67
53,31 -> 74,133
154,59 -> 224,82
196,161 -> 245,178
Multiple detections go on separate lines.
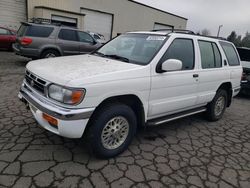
146,36 -> 166,41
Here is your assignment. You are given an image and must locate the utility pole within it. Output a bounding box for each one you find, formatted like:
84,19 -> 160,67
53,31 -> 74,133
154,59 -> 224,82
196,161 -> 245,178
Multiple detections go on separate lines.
217,25 -> 223,37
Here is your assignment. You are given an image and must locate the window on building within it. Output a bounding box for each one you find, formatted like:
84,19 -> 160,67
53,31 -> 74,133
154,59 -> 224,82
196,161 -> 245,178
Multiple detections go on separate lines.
58,29 -> 78,41
220,41 -> 240,66
198,41 -> 222,69
26,26 -> 54,38
160,38 -> 195,70
78,32 -> 94,43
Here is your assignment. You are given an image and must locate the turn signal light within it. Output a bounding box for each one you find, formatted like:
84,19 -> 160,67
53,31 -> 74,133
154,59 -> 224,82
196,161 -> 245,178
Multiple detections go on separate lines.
42,113 -> 58,126
20,37 -> 33,46
71,90 -> 84,104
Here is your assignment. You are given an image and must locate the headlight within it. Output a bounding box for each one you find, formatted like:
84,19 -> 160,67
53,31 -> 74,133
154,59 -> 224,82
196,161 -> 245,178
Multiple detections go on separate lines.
48,84 -> 85,105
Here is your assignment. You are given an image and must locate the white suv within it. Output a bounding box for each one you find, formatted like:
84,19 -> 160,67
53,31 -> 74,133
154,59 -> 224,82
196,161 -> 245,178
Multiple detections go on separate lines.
19,30 -> 242,158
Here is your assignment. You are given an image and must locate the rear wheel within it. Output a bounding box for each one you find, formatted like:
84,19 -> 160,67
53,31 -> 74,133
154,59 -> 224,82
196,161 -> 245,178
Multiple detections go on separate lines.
41,49 -> 60,59
206,89 -> 228,121
87,103 -> 137,158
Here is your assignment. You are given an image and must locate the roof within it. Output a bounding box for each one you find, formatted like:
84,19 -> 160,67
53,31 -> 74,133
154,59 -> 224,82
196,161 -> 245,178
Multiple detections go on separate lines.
128,30 -> 230,43
128,0 -> 188,20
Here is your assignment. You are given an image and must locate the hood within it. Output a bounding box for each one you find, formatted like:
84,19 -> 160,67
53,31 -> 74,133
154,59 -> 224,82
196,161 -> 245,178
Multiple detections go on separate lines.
26,55 -> 147,86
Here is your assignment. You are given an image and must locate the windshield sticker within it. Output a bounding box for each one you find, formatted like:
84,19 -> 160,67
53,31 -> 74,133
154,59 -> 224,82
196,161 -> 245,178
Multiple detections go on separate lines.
146,36 -> 166,41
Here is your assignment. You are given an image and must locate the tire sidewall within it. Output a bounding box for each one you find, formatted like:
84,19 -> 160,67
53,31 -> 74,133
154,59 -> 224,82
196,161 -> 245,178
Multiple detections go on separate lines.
210,90 -> 228,120
89,104 -> 137,158
41,50 -> 59,59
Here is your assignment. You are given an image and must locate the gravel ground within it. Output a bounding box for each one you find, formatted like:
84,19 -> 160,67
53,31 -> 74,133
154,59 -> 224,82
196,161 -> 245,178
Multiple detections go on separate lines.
0,52 -> 250,188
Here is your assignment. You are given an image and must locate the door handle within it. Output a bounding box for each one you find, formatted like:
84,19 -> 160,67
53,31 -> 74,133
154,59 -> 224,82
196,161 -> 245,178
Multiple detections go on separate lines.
193,74 -> 199,78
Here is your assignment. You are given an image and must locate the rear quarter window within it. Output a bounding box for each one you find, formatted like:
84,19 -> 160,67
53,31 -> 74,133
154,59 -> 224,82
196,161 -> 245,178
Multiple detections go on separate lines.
219,41 -> 240,66
17,25 -> 27,36
25,26 -> 54,38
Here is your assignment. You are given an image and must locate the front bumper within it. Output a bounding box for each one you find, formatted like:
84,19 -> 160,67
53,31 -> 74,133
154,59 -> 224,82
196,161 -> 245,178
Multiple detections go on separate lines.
19,82 -> 95,138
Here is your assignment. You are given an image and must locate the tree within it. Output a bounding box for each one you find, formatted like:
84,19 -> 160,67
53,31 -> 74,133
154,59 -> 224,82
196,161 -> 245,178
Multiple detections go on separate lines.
201,29 -> 211,36
241,32 -> 250,48
227,31 -> 237,42
227,31 -> 242,47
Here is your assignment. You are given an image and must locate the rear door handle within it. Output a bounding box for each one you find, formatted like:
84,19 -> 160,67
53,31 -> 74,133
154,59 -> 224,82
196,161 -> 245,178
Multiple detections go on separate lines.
193,74 -> 199,78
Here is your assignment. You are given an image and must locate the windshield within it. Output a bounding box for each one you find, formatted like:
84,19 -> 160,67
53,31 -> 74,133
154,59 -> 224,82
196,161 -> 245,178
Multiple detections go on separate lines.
96,33 -> 168,65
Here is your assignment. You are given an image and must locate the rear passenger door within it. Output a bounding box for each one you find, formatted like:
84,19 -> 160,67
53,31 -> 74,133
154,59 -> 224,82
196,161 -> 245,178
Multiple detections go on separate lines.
196,40 -> 226,105
57,29 -> 80,55
219,42 -> 242,93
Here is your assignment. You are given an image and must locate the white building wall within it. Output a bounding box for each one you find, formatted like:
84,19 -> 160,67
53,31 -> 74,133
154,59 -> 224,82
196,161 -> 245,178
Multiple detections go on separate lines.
0,0 -> 27,30
27,0 -> 187,37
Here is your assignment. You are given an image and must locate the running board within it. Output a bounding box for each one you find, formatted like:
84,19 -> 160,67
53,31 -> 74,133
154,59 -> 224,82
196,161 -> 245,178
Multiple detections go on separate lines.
147,107 -> 207,126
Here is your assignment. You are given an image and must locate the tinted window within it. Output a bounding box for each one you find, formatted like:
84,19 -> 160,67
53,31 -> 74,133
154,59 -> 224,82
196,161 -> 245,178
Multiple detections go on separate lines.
160,38 -> 194,70
58,29 -> 78,41
78,32 -> 94,43
0,28 -> 8,35
17,25 -> 27,37
220,41 -> 240,66
198,41 -> 222,69
237,48 -> 250,62
26,26 -> 54,37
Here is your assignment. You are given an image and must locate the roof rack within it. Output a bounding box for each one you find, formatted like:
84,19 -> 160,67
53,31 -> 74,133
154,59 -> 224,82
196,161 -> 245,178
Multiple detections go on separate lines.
151,29 -> 228,41
151,29 -> 195,34
30,18 -> 62,26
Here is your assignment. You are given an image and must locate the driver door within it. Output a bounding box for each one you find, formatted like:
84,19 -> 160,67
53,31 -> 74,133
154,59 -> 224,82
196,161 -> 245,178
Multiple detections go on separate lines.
148,37 -> 199,119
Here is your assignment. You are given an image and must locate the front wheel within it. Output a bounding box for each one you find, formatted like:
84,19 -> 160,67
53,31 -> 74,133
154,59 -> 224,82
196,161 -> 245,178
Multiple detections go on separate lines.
206,89 -> 228,121
87,104 -> 137,158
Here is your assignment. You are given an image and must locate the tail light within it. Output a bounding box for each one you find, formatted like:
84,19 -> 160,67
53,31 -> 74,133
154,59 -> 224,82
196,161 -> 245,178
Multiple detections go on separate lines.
20,37 -> 32,46
241,72 -> 247,81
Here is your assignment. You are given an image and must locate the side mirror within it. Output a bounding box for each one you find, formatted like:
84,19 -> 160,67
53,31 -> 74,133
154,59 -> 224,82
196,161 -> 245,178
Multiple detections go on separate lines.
161,59 -> 182,72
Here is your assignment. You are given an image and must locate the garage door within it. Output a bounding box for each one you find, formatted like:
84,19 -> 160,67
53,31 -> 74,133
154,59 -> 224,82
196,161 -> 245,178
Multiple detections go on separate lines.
0,0 -> 26,30
81,8 -> 112,41
154,23 -> 173,30
51,15 -> 77,27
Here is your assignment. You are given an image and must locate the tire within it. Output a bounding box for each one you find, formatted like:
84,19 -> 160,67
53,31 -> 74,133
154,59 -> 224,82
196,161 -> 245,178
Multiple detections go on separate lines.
41,49 -> 60,59
87,103 -> 137,158
206,89 -> 228,121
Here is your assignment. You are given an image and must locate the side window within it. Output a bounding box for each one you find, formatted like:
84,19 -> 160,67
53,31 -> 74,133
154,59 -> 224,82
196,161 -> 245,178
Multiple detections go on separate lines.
0,28 -> 8,35
198,41 -> 222,69
219,41 -> 240,66
213,43 -> 222,68
26,26 -> 54,37
78,32 -> 94,43
160,38 -> 194,70
58,29 -> 78,41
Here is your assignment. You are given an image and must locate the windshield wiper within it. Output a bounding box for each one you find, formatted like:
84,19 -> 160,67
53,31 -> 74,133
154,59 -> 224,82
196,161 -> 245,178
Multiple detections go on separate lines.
92,51 -> 105,57
105,54 -> 130,63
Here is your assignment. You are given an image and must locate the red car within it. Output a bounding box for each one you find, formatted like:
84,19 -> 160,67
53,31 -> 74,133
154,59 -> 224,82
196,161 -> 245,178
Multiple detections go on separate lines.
0,26 -> 16,51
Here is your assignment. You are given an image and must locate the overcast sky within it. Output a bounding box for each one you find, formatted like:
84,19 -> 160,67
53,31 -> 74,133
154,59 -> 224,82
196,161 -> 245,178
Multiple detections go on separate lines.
136,0 -> 249,38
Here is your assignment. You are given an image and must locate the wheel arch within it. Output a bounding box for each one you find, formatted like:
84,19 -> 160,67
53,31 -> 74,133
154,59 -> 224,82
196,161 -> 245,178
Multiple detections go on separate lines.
217,82 -> 233,107
40,46 -> 62,57
87,94 -> 146,130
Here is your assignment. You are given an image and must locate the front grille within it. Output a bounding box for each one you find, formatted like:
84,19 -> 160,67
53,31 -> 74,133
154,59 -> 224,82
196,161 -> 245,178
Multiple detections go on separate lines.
25,70 -> 47,95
